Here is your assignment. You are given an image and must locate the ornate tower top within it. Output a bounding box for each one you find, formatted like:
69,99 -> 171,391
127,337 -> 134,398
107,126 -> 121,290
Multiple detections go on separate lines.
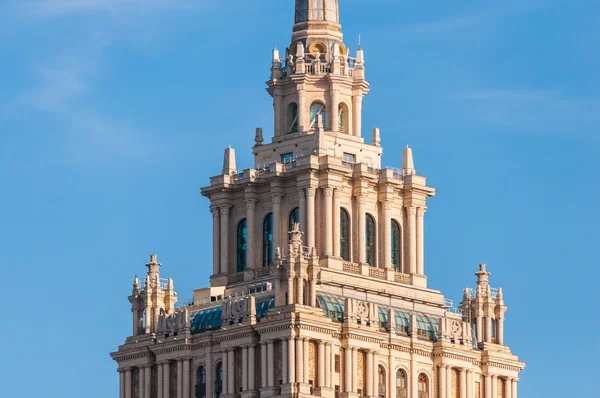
292,0 -> 344,52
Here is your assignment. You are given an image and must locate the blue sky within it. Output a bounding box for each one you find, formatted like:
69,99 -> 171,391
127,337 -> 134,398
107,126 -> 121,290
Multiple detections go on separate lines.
1,0 -> 598,396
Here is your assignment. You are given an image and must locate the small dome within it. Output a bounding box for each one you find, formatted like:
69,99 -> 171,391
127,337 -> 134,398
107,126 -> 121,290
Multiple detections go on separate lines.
296,0 -> 338,24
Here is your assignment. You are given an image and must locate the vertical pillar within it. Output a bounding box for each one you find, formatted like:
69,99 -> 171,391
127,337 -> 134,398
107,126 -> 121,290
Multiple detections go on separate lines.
505,378 -> 512,398
206,351 -> 213,398
439,366 -> 446,398
373,352 -> 379,398
228,350 -> 235,395
325,343 -> 332,388
466,371 -> 473,398
125,368 -> 132,398
357,195 -> 367,263
261,342 -> 268,388
352,92 -> 363,137
306,188 -> 316,249
303,338 -> 310,385
333,189 -> 341,257
177,360 -> 183,398
446,367 -> 452,398
484,376 -> 491,398
211,206 -> 220,275
163,362 -> 170,398
497,318 -> 505,345
288,338 -> 296,384
157,363 -> 164,398
318,341 -> 326,387
351,348 -> 358,393
331,90 -> 339,131
491,376 -> 497,398
282,339 -> 289,385
382,200 -> 392,269
298,188 -> 306,243
298,89 -> 307,131
324,188 -> 334,256
267,341 -> 275,387
344,347 -> 352,393
511,378 -> 518,398
296,337 -> 304,383
242,346 -> 249,391
246,200 -> 256,269
119,370 -> 126,398
220,206 -> 231,274
416,208 -> 425,275
248,345 -> 256,391
485,317 -> 493,343
407,206 -> 417,274
460,369 -> 467,398
476,315 -> 483,343
273,194 -> 282,254
410,356 -> 418,398
183,359 -> 190,398
138,367 -> 145,398
145,366 -> 152,398
366,350 -> 374,397
222,352 -> 228,396
274,94 -> 283,136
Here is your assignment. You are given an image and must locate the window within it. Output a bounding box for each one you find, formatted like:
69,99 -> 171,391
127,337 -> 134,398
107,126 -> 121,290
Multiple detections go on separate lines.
296,0 -> 308,23
396,369 -> 406,389
338,103 -> 349,132
287,103 -> 299,133
366,214 -> 376,267
263,213 -> 273,267
310,102 -> 327,128
334,355 -> 340,373
215,362 -> 223,398
335,385 -> 341,398
391,220 -> 402,272
237,219 -> 248,272
289,207 -> 300,240
378,366 -> 386,398
310,0 -> 325,20
343,152 -> 356,163
281,152 -> 294,164
195,366 -> 206,398
326,0 -> 337,22
418,374 -> 428,392
340,208 -> 350,261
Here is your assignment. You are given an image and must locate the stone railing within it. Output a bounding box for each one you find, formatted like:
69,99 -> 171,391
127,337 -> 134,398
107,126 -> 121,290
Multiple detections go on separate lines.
394,272 -> 410,284
227,272 -> 244,285
343,262 -> 360,274
254,267 -> 271,279
369,267 -> 386,280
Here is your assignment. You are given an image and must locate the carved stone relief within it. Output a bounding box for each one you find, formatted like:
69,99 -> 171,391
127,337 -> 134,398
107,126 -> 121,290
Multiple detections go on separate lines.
170,361 -> 178,397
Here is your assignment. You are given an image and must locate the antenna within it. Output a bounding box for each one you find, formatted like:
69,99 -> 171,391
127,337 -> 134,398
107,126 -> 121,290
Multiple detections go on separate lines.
358,34 -> 362,49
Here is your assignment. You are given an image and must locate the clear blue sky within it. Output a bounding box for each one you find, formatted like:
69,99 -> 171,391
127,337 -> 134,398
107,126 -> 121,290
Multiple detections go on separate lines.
1,1 -> 598,397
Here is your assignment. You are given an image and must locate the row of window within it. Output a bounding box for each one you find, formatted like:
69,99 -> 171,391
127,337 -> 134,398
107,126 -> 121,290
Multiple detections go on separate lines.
287,102 -> 349,133
236,208 -> 403,271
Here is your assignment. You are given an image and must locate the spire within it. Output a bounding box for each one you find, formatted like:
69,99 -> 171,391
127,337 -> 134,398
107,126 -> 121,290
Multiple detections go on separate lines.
222,146 -> 237,175
402,145 -> 415,175
146,254 -> 161,280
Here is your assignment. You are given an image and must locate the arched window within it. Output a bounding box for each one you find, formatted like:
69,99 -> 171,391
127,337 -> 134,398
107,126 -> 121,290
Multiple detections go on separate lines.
366,214 -> 376,267
195,366 -> 207,398
391,220 -> 402,272
289,207 -> 300,240
418,374 -> 429,396
263,213 -> 273,267
340,208 -> 350,261
237,219 -> 248,272
214,362 -> 223,398
310,102 -> 327,129
287,102 -> 299,133
338,103 -> 349,133
378,366 -> 386,398
396,369 -> 407,390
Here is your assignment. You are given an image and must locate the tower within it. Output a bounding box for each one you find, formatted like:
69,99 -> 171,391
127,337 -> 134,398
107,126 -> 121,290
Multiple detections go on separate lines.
112,3 -> 525,398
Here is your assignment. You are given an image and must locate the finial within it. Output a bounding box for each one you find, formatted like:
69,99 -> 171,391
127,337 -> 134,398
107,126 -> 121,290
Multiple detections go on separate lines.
272,46 -> 280,63
132,275 -> 140,295
401,146 -> 415,175
222,147 -> 237,175
358,34 -> 362,49
255,128 -> 264,146
372,128 -> 381,147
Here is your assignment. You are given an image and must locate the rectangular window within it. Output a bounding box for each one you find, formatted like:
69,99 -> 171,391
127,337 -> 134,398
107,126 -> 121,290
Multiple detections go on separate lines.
343,152 -> 356,163
281,152 -> 294,164
335,355 -> 340,372
335,385 -> 340,398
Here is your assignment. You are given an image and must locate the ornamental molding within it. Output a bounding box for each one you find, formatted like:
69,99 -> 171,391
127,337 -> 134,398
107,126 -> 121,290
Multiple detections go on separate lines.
112,350 -> 153,363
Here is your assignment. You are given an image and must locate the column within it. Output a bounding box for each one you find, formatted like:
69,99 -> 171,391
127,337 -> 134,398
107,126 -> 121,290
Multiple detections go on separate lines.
491,376 -> 497,398
505,378 -> 512,398
485,317 -> 492,343
318,341 -> 326,387
267,341 -> 275,387
249,345 -> 256,391
298,188 -> 306,243
382,200 -> 392,269
333,189 -> 341,257
416,207 -> 425,275
177,360 -> 183,398
242,346 -> 249,391
261,342 -> 268,388
497,318 -> 505,345
373,352 -> 379,398
206,351 -> 214,398
324,188 -> 334,256
138,367 -> 145,398
303,338 -> 309,385
511,378 -> 518,398
351,348 -> 358,393
282,339 -> 289,385
407,206 -> 417,274
220,206 -> 231,274
163,362 -> 170,398
246,200 -> 256,269
183,359 -> 190,398
288,338 -> 296,384
306,188 -> 316,249
459,369 -> 467,398
273,194 -> 282,253
325,343 -> 332,388
298,89 -> 307,131
366,351 -> 374,397
446,367 -> 452,398
274,94 -> 283,136
119,370 -> 126,398
228,350 -> 235,395
157,363 -> 164,398
222,352 -> 228,396
145,366 -> 152,398
484,376 -> 491,398
352,93 -> 363,137
476,315 -> 483,343
296,337 -> 304,383
211,206 -> 220,275
344,347 -> 352,393
125,368 -> 132,398
439,366 -> 446,398
357,195 -> 366,263
330,90 -> 339,131
466,371 -> 473,398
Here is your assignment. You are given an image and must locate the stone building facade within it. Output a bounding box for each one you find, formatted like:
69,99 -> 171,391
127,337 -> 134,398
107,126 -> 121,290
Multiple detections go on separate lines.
111,2 -> 525,398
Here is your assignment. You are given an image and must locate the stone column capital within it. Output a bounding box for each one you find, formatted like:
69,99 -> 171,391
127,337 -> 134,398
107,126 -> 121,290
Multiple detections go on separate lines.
382,200 -> 392,210
333,188 -> 343,198
357,195 -> 367,205
210,205 -> 220,215
219,205 -> 231,216
406,206 -> 417,216
306,188 -> 316,197
272,193 -> 283,204
324,187 -> 334,197
416,207 -> 427,217
245,199 -> 257,210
